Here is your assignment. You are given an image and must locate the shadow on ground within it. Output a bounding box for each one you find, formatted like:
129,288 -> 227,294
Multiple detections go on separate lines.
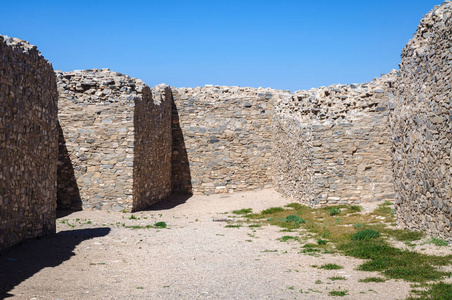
145,193 -> 192,211
0,227 -> 110,299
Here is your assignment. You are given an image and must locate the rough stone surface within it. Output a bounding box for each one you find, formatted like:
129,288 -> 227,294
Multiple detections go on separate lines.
390,1 -> 452,240
57,69 -> 171,212
0,35 -> 58,250
133,84 -> 172,211
273,74 -> 397,206
170,86 -> 287,195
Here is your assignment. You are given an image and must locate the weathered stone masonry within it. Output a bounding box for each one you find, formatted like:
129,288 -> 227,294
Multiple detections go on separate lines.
390,1 -> 452,240
273,75 -> 397,206
170,86 -> 285,195
57,69 -> 171,212
0,35 -> 58,250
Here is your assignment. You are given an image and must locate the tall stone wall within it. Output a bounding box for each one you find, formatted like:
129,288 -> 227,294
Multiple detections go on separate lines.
171,86 -> 286,195
391,1 -> 452,240
273,75 -> 396,206
133,84 -> 172,211
0,35 -> 58,250
57,69 -> 171,211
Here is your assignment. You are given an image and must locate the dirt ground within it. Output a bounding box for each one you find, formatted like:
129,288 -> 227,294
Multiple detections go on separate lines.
0,189 -> 450,299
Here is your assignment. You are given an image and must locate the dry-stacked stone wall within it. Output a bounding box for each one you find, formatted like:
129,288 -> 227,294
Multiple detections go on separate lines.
57,69 -> 171,211
0,35 -> 58,250
133,84 -> 172,211
391,1 -> 452,240
273,74 -> 396,206
171,86 -> 286,195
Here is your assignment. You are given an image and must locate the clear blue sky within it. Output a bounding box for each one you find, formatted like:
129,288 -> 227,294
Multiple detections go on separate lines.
0,0 -> 442,91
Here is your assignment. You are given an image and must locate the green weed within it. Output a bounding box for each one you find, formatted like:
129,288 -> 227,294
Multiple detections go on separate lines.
261,207 -> 285,214
352,229 -> 380,240
329,276 -> 346,281
225,224 -> 241,228
232,208 -> 252,215
359,277 -> 386,283
154,222 -> 167,228
317,239 -> 327,245
329,208 -> 341,216
329,290 -> 348,296
319,263 -> 343,270
422,237 -> 449,247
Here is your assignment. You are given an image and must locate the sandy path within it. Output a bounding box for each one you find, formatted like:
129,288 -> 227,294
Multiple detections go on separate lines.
1,189 -> 415,299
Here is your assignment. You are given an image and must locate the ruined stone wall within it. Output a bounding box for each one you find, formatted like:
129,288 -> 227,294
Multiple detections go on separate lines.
0,35 -> 58,250
171,86 -> 285,195
57,69 -> 171,211
273,75 -> 396,206
391,1 -> 452,240
133,84 -> 172,211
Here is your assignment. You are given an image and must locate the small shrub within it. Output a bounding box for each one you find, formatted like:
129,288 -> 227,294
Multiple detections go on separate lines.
154,221 -> 167,228
317,239 -> 327,245
262,207 -> 285,214
329,208 -> 341,216
284,214 -> 306,225
129,214 -> 137,220
352,229 -> 380,241
319,263 -> 343,270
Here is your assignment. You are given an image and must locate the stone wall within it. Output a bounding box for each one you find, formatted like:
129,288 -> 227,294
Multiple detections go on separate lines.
273,74 -> 396,206
0,35 -> 58,250
133,84 -> 172,211
171,86 -> 286,195
391,1 -> 452,240
57,69 -> 171,211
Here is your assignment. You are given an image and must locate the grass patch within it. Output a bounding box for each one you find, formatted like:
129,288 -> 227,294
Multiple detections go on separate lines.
249,202 -> 452,284
359,277 -> 386,283
319,263 -> 343,270
329,290 -> 348,296
352,229 -> 380,240
349,205 -> 362,212
317,239 -> 327,245
278,236 -> 298,242
261,207 -> 285,214
329,276 -> 346,281
154,222 -> 167,228
124,225 -> 152,229
353,223 -> 364,229
232,208 -> 252,215
338,238 -> 452,282
407,282 -> 452,300
329,207 -> 341,216
284,214 -> 306,225
225,224 -> 241,228
385,229 -> 424,241
422,237 -> 449,247
301,244 -> 322,254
